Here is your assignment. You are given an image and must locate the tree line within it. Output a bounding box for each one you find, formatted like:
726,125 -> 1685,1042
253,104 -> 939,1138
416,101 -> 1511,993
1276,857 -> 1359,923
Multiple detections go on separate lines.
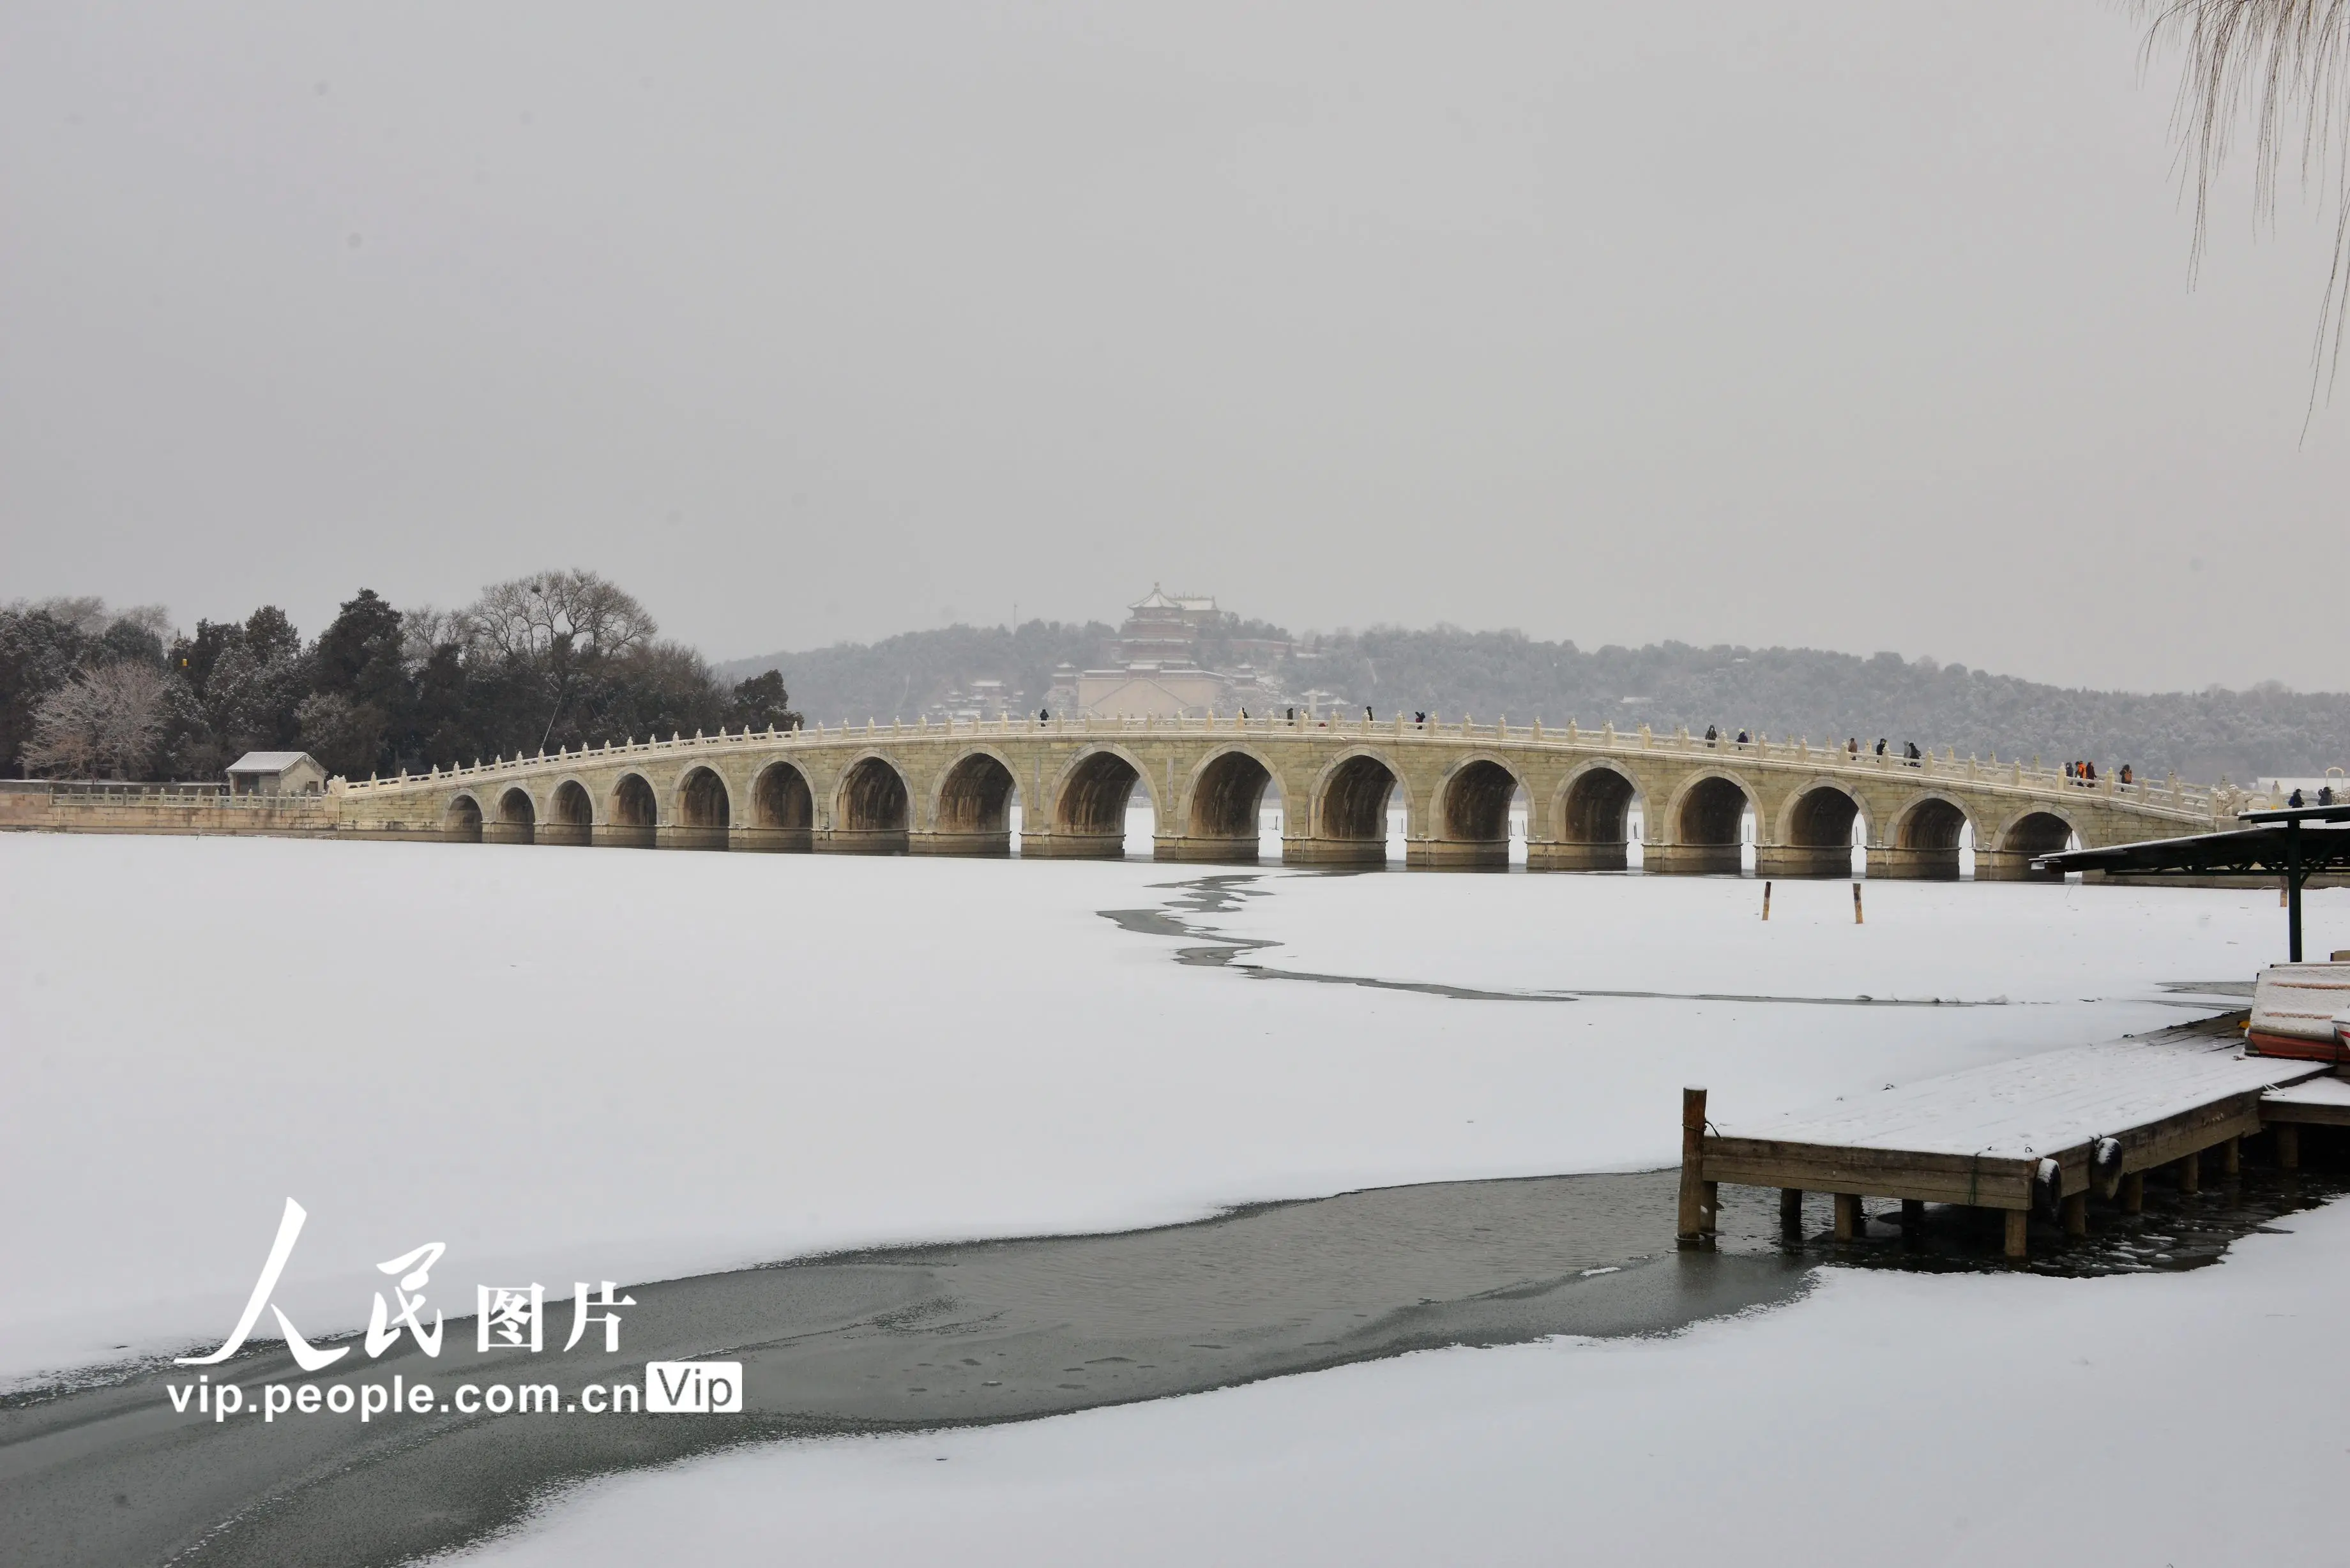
0,572 -> 799,784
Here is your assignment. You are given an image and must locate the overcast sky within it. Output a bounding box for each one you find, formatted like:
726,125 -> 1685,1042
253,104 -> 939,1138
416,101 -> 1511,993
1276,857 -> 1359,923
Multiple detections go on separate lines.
3,3 -> 2343,692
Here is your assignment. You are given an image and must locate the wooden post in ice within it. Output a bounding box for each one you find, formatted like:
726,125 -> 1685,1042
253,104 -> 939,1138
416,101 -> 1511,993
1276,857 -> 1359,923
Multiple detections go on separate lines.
1676,1088 -> 1713,1246
1761,881 -> 1772,921
2003,1209 -> 2029,1261
2277,1124 -> 2301,1169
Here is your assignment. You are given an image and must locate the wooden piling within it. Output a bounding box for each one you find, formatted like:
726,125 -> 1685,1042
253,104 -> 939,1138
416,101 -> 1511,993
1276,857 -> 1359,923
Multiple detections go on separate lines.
1677,1087 -> 1710,1244
2278,1124 -> 2301,1170
2003,1209 -> 2029,1260
2062,1191 -> 2088,1238
1852,882 -> 1864,924
1779,1187 -> 1803,1228
2222,1136 -> 2241,1177
1833,1192 -> 1863,1240
1900,1198 -> 1924,1226
2122,1171 -> 2144,1213
2179,1150 -> 2200,1196
1762,881 -> 1772,921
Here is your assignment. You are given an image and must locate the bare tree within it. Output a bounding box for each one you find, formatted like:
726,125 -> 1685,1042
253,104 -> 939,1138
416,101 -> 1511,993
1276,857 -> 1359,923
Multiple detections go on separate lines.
13,596 -> 111,636
24,661 -> 172,779
2141,1 -> 2350,411
460,571 -> 658,748
398,605 -> 468,666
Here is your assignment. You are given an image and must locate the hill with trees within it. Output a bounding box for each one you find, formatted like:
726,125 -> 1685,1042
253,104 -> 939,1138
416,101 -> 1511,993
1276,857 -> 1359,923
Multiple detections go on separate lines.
723,622 -> 2348,785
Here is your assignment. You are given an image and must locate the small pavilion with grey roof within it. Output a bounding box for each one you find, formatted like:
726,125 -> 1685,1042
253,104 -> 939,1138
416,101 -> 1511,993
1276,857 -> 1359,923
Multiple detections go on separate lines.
225,751 -> 328,797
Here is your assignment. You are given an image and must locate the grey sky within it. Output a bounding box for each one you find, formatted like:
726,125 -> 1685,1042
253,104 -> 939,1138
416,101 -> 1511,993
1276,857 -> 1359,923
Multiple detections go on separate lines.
3,2 -> 2342,693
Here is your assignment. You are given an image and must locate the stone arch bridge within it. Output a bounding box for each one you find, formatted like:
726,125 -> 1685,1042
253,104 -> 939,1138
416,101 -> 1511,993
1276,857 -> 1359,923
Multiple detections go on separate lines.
334,715 -> 2232,880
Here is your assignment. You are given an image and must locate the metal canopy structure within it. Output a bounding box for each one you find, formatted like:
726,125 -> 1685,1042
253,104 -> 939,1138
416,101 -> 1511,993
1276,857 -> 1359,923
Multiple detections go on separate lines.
2035,802 -> 2350,962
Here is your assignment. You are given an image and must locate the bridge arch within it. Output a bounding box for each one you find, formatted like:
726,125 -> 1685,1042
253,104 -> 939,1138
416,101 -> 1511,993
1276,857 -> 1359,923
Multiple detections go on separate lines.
934,748 -> 1019,835
542,778 -> 594,847
1985,806 -> 2079,882
676,766 -> 732,829
550,780 -> 593,825
609,773 -> 658,830
1310,748 -> 1407,850
834,753 -> 911,852
1994,806 -> 2079,857
492,786 -> 537,846
1540,760 -> 1641,872
1182,745 -> 1276,849
444,793 -> 483,843
1431,753 -> 1525,868
1879,792 -> 1978,880
753,761 -> 814,831
1664,771 -> 1754,845
1654,770 -> 1754,875
1769,779 -> 1865,877
1777,781 -> 1865,849
1050,745 -> 1153,844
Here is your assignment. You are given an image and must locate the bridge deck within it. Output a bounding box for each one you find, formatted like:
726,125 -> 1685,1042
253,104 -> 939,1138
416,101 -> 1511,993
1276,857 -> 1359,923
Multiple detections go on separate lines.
1686,1011 -> 2331,1259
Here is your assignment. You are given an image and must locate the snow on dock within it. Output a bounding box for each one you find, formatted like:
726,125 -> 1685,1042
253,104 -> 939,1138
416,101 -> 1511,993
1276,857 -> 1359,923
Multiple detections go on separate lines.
1679,1011 -> 2336,1260
2260,1074 -> 2350,1127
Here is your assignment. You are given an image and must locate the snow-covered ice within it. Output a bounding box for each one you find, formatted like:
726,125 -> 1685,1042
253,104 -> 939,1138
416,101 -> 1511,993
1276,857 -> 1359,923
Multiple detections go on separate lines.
455,1193 -> 2350,1568
2,831 -> 2337,1381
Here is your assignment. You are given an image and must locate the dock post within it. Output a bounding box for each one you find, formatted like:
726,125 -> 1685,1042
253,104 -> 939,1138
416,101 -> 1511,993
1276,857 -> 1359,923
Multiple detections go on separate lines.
1677,1087 -> 1711,1246
2003,1209 -> 2029,1261
2178,1151 -> 2200,1196
2277,1124 -> 2301,1170
2222,1136 -> 2241,1177
2121,1172 -> 2144,1214
1900,1198 -> 1923,1227
1779,1188 -> 1803,1230
1833,1193 -> 1863,1241
1762,881 -> 1772,921
1852,882 -> 1863,924
2062,1192 -> 2088,1238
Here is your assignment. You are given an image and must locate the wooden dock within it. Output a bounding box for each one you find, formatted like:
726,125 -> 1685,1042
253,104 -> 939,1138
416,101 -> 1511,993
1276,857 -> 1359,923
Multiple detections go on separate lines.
1678,1012 -> 2340,1260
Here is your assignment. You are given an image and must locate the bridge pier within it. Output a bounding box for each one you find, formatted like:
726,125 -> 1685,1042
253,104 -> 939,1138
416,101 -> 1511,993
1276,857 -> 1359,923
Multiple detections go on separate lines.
730,825 -> 812,852
591,825 -> 656,849
1406,836 -> 1509,870
1866,846 -> 1960,880
1754,844 -> 1851,878
1017,831 -> 1124,859
909,829 -> 1010,857
538,822 -> 592,848
821,827 -> 909,855
1154,834 -> 1260,864
1282,835 -> 1388,867
482,821 -> 534,847
1972,848 -> 2057,882
1527,841 -> 1628,872
1643,843 -> 1743,875
656,826 -> 731,852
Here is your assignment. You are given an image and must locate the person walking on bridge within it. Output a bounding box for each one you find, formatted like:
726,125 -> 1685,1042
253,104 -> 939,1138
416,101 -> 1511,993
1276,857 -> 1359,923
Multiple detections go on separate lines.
1704,725 -> 1719,743
1847,737 -> 1860,758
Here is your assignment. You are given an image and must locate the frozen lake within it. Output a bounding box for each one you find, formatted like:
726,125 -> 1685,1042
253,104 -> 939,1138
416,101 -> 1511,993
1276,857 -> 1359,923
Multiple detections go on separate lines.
3,831 -> 2331,1382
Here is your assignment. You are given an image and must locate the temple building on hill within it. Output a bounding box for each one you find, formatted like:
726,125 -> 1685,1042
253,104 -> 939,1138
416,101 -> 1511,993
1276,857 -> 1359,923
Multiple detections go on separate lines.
1047,587 -> 1292,719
